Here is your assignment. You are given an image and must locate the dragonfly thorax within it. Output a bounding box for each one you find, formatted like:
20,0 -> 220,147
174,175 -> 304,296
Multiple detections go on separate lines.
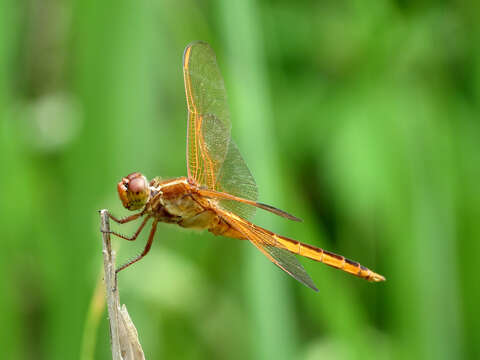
117,172 -> 150,211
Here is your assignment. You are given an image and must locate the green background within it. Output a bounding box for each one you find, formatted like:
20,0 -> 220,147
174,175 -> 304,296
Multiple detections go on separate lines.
1,0 -> 479,359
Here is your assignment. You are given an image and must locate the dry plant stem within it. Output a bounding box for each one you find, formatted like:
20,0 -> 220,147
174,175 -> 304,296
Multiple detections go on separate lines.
100,209 -> 145,360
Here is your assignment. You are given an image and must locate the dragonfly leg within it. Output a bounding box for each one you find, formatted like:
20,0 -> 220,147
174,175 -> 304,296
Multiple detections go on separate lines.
108,212 -> 142,224
108,215 -> 151,241
115,220 -> 158,275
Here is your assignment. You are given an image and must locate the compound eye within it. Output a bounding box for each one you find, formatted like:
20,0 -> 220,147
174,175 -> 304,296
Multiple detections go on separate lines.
128,177 -> 147,194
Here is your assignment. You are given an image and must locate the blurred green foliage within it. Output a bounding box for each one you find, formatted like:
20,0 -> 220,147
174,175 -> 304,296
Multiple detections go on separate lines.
1,0 -> 479,359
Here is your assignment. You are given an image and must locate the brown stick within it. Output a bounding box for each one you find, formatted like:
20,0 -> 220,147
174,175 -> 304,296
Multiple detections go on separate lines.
100,209 -> 145,360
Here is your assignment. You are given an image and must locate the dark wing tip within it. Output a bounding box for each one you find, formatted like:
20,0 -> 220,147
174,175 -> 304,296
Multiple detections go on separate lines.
292,215 -> 303,222
257,202 -> 303,222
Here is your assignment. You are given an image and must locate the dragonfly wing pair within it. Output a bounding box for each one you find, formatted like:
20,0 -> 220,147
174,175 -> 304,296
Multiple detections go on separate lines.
183,41 -> 258,220
183,41 -> 318,291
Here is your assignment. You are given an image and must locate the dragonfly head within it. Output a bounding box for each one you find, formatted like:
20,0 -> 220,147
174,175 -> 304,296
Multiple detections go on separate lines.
117,172 -> 150,211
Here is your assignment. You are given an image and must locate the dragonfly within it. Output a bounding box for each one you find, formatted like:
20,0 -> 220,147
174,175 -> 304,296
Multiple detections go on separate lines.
108,41 -> 385,291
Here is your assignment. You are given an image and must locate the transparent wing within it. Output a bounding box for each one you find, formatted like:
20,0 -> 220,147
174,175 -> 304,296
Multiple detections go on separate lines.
220,210 -> 318,292
215,136 -> 258,219
183,41 -> 258,219
183,41 -> 231,188
246,223 -> 318,292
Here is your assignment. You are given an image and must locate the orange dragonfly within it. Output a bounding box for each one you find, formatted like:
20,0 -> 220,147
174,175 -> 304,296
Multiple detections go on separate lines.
108,41 -> 385,291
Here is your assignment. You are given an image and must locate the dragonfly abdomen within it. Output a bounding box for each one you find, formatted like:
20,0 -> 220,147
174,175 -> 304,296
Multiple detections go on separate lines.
273,234 -> 385,282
